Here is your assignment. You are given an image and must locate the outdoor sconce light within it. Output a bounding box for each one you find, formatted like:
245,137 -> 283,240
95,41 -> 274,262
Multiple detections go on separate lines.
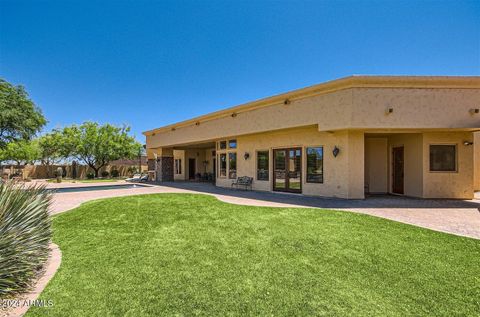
332,146 -> 340,157
171,127 -> 176,131
463,141 -> 473,146
231,113 -> 237,118
469,108 -> 479,115
195,121 -> 200,126
385,107 -> 394,115
244,152 -> 250,160
284,99 -> 291,105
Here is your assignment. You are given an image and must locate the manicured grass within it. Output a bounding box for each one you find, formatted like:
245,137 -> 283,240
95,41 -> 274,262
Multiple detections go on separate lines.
28,194 -> 479,316
77,178 -> 119,183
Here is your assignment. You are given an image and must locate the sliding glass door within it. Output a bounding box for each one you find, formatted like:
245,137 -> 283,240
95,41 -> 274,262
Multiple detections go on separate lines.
273,148 -> 302,193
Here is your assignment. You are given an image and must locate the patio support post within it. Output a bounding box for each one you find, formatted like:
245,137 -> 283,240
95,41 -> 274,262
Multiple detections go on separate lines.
154,148 -> 174,182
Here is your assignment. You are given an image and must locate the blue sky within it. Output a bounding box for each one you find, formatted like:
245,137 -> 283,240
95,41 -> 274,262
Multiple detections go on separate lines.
1,0 -> 479,142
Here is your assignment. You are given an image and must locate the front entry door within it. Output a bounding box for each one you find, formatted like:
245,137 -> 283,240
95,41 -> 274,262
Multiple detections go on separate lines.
188,158 -> 196,180
392,147 -> 404,194
274,148 -> 302,193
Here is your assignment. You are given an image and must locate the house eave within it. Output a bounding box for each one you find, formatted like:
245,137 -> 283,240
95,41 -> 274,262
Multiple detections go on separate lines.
143,75 -> 480,136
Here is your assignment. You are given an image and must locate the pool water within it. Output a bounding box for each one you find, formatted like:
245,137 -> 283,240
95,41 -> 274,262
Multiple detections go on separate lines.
48,184 -> 149,193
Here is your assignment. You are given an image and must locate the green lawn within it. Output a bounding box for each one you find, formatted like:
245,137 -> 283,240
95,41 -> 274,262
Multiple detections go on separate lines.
28,194 -> 479,316
77,178 -> 119,183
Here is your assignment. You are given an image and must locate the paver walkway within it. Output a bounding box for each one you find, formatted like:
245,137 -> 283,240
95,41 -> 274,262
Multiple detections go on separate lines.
44,180 -> 480,239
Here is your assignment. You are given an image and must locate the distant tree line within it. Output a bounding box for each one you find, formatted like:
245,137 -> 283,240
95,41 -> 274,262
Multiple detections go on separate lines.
0,78 -> 142,178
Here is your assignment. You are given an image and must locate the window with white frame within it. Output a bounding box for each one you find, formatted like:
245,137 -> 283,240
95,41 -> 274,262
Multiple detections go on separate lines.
256,151 -> 269,181
174,159 -> 182,174
219,153 -> 227,177
228,139 -> 237,149
228,152 -> 237,179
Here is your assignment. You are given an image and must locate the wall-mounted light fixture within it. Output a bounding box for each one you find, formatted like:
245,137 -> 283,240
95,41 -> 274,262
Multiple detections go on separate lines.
284,99 -> 291,105
231,113 -> 237,118
463,141 -> 473,146
244,152 -> 250,160
469,108 -> 479,115
171,127 -> 176,131
333,146 -> 340,157
385,107 -> 394,115
195,122 -> 200,126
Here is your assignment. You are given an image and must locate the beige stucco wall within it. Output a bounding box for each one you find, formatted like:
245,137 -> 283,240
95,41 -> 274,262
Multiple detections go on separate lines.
214,126 -> 364,199
422,132 -> 474,199
475,132 -> 480,191
145,80 -> 479,199
164,129 -> 474,199
365,132 -> 474,198
146,87 -> 480,149
365,138 -> 388,193
173,148 -> 215,180
147,89 -> 353,148
173,150 -> 185,181
349,88 -> 480,131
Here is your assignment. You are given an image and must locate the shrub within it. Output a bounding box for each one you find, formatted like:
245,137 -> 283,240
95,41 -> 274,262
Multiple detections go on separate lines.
101,171 -> 109,178
53,167 -> 62,178
86,172 -> 95,179
111,169 -> 119,178
0,182 -> 52,297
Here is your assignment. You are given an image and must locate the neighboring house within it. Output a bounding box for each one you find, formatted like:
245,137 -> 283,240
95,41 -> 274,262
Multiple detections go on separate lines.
144,76 -> 480,199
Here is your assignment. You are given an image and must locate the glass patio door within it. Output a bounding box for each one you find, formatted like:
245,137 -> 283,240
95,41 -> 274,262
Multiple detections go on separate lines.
273,148 -> 302,193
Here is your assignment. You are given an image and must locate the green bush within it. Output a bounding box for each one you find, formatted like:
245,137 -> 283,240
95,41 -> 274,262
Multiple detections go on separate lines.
111,169 -> 119,178
101,171 -> 109,178
86,172 -> 95,179
0,182 -> 52,297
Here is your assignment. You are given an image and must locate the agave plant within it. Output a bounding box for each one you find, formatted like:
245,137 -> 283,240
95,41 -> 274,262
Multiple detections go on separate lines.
0,181 -> 52,297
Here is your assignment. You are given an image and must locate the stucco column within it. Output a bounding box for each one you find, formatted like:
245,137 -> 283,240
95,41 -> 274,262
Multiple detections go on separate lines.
346,131 -> 365,199
147,147 -> 174,182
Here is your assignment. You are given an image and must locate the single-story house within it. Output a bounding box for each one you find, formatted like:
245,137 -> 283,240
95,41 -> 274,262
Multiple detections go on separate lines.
143,76 -> 480,199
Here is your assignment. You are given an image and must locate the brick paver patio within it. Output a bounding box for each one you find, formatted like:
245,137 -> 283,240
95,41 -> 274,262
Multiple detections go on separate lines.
44,180 -> 480,239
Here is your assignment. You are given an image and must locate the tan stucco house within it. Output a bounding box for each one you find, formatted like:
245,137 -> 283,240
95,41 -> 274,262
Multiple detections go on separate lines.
143,76 -> 480,199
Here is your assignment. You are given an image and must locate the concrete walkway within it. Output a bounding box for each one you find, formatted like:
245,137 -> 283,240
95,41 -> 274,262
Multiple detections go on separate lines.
44,180 -> 480,239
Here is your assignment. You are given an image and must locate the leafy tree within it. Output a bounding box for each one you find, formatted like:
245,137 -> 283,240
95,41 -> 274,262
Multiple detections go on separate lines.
60,122 -> 141,178
0,140 -> 40,166
37,131 -> 66,178
38,130 -> 68,165
0,79 -> 46,149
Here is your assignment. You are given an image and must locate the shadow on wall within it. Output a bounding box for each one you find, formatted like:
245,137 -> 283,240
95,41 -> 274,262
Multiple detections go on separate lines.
475,132 -> 480,191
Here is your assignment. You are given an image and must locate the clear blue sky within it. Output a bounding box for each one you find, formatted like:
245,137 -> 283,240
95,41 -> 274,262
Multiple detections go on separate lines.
1,0 -> 479,142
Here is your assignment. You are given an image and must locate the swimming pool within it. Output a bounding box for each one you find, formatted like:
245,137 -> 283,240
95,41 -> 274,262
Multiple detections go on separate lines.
48,184 -> 149,193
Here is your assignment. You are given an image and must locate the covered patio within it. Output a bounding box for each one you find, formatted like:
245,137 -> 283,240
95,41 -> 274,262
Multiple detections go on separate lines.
147,141 -> 217,183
